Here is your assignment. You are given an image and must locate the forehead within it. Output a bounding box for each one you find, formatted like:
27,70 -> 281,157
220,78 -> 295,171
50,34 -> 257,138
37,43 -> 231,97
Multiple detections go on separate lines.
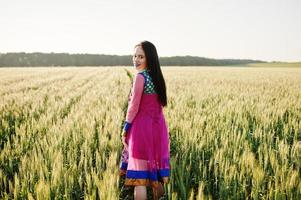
133,46 -> 145,55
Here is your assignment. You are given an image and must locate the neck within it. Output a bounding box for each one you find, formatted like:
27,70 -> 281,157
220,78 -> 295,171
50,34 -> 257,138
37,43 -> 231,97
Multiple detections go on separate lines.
138,68 -> 147,72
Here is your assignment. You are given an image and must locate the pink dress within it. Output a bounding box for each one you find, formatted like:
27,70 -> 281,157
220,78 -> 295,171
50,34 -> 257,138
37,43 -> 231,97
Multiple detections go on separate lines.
119,69 -> 170,188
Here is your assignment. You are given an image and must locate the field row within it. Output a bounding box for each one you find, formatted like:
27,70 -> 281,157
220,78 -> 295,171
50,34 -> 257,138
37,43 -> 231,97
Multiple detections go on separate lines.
0,67 -> 301,199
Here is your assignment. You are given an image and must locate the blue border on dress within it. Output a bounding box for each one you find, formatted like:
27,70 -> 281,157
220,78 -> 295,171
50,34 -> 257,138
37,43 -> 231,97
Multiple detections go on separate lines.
120,162 -> 128,170
126,169 -> 170,181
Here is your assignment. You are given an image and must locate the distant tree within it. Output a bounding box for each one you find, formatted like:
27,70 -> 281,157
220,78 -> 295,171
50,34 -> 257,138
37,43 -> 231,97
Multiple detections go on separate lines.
0,52 -> 265,67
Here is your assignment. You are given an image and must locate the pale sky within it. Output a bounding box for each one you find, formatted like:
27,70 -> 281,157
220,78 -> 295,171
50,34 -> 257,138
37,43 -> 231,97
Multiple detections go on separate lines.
0,0 -> 300,62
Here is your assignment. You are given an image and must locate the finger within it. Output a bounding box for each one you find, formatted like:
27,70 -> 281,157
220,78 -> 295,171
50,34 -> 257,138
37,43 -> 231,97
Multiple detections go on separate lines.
122,141 -> 128,149
123,138 -> 127,145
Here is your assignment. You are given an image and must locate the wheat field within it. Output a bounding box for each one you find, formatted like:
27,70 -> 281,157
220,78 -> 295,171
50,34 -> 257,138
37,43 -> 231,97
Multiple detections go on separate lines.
0,66 -> 301,199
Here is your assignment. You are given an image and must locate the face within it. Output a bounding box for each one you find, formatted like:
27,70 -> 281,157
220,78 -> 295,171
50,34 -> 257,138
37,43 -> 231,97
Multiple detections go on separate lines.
133,45 -> 147,71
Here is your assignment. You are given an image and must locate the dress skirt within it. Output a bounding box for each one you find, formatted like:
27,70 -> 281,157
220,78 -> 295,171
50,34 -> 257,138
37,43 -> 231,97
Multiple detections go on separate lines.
119,93 -> 170,188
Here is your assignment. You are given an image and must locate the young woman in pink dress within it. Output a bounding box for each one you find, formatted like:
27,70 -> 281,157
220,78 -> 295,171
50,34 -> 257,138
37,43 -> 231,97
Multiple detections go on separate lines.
120,41 -> 170,200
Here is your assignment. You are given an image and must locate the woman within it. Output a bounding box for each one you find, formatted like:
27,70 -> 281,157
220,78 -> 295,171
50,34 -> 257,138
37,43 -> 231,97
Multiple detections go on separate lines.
120,41 -> 170,200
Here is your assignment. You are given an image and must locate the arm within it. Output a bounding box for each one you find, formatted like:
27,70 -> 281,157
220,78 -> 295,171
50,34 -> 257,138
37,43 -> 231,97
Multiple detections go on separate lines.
123,73 -> 145,132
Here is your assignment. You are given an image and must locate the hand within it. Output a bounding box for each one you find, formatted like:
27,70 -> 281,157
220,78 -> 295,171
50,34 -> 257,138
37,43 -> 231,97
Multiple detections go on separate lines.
122,132 -> 128,150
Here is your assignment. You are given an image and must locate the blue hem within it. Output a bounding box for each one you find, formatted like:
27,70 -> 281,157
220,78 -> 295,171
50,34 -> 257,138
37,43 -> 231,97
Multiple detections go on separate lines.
120,161 -> 170,181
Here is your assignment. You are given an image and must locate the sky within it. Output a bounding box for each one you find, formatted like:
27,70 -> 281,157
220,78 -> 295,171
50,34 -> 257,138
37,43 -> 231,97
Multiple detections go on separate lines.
0,0 -> 300,62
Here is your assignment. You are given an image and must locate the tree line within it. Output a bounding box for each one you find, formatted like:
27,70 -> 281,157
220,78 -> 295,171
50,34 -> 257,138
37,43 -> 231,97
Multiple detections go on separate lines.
0,52 -> 264,67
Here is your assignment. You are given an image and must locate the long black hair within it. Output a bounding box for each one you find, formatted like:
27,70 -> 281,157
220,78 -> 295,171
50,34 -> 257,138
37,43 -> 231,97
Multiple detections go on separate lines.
136,41 -> 167,107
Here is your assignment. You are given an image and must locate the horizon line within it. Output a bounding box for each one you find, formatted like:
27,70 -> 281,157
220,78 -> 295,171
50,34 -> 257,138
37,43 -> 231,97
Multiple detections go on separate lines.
1,51 -> 301,63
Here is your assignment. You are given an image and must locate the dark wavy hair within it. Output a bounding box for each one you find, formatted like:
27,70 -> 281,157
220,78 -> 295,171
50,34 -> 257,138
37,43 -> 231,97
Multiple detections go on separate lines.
135,41 -> 167,107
